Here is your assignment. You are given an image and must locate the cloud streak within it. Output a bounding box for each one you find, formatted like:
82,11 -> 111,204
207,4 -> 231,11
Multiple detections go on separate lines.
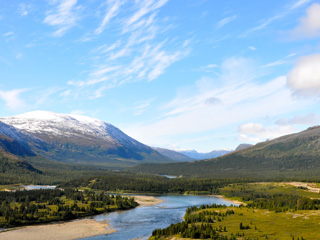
43,0 -> 80,37
68,0 -> 190,98
95,0 -> 123,34
216,15 -> 237,28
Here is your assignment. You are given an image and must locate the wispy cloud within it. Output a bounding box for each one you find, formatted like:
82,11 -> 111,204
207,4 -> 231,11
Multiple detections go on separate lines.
123,57 -> 312,146
240,15 -> 281,37
0,88 -> 28,110
276,113 -> 320,126
289,0 -> 312,10
132,98 -> 155,115
124,0 -> 168,30
69,0 -> 190,98
19,4 -> 31,16
238,123 -> 296,143
43,0 -> 80,37
216,15 -> 237,28
261,59 -> 288,68
95,0 -> 123,34
240,0 -> 312,38
3,32 -> 14,37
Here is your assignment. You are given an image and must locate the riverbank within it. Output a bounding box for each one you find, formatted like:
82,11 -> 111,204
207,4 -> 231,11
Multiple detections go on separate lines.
212,194 -> 246,205
132,195 -> 164,207
0,219 -> 116,240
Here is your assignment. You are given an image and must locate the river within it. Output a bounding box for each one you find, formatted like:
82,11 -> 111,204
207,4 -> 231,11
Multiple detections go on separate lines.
82,195 -> 236,240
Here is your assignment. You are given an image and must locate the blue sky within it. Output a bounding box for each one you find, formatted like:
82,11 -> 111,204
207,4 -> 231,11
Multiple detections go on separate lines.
1,0 -> 320,152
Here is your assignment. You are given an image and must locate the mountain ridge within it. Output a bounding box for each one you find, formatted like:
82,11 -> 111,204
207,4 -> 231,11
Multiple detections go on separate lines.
131,126 -> 320,179
0,111 -> 172,167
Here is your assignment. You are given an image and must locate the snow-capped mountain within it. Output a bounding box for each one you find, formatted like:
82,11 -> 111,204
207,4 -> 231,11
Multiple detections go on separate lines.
0,111 -> 171,166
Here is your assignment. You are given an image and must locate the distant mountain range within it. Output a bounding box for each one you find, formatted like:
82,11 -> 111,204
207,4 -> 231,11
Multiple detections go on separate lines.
132,126 -> 320,179
0,111 -> 172,168
177,149 -> 232,160
153,147 -> 245,162
152,147 -> 195,162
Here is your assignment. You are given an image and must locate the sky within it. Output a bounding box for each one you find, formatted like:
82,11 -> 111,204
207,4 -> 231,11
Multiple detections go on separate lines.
1,0 -> 320,152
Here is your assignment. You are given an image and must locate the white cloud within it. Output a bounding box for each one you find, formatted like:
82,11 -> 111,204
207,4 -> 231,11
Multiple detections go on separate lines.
276,113 -> 320,126
43,0 -> 80,37
240,15 -> 281,37
95,0 -> 123,34
238,123 -> 296,143
216,15 -> 237,28
19,4 -> 30,16
261,59 -> 288,68
68,0 -> 189,100
289,0 -> 312,10
3,32 -> 14,37
0,89 -> 28,110
287,54 -> 320,96
132,98 -> 155,115
241,0 -> 312,38
124,0 -> 168,29
291,3 -> 320,39
248,46 -> 256,50
123,57 -> 311,146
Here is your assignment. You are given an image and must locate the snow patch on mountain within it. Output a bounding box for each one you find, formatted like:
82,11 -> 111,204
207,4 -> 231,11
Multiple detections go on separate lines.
0,111 -> 143,148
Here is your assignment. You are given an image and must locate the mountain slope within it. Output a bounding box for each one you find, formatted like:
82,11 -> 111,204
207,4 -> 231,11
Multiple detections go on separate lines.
131,126 -> 320,179
235,143 -> 253,151
153,147 -> 195,162
0,111 -> 172,167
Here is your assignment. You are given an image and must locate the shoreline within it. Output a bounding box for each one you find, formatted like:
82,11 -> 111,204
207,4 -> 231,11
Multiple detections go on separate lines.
0,219 -> 116,240
0,195 -> 164,240
212,194 -> 246,206
132,195 -> 164,207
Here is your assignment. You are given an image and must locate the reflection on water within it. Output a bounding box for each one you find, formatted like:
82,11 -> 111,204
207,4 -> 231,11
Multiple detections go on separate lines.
81,195 -> 236,240
23,185 -> 56,190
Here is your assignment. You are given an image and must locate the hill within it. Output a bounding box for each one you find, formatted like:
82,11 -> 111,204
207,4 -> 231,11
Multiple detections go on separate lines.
0,111 -> 172,167
131,126 -> 320,180
235,143 -> 253,151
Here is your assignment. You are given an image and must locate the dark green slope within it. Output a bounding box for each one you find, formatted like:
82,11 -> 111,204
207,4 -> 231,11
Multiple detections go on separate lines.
0,134 -> 36,157
131,126 -> 320,179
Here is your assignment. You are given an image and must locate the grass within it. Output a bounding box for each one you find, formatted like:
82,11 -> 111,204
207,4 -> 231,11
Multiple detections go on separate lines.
196,206 -> 320,239
221,182 -> 320,203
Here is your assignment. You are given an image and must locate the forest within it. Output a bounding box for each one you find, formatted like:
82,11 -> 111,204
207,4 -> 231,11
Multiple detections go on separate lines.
59,172 -> 249,194
0,188 -> 137,227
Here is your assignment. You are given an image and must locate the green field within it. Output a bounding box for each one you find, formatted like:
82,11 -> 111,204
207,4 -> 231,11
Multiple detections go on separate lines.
150,182 -> 320,240
151,206 -> 320,239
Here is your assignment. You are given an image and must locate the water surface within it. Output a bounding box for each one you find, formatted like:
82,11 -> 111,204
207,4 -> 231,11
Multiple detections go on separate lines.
82,195 -> 235,240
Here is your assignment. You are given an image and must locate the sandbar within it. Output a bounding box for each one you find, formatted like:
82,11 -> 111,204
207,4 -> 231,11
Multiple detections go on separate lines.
0,219 -> 116,240
132,195 -> 164,207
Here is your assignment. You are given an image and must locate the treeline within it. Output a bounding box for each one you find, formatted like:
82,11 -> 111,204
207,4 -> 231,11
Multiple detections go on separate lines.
60,172 -> 243,194
0,188 -> 137,227
246,193 -> 320,211
151,204 -> 237,240
222,184 -> 320,212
